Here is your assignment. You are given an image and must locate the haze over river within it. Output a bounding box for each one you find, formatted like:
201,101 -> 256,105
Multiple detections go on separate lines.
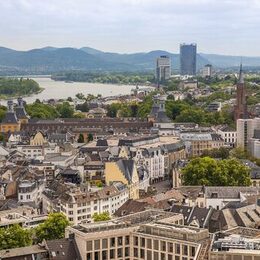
1,77 -> 141,104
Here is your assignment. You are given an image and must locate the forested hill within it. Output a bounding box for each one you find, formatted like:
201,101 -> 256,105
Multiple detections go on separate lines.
0,46 -> 260,74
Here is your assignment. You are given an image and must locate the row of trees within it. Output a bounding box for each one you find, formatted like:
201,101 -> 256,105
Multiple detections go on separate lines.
52,72 -> 155,85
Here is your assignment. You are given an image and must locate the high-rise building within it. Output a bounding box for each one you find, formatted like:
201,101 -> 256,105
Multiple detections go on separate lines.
234,64 -> 248,121
202,64 -> 212,77
156,56 -> 171,81
180,43 -> 197,75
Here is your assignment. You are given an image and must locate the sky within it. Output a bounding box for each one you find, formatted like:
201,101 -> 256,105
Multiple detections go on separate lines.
1,0 -> 260,56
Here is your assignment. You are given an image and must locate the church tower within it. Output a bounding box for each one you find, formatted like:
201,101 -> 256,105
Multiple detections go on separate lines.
234,64 -> 247,121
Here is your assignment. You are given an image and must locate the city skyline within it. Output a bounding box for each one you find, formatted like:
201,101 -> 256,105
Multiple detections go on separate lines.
1,0 -> 260,56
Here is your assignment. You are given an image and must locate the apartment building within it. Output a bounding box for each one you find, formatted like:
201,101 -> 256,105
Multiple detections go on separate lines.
18,179 -> 45,206
66,209 -> 209,260
180,132 -> 224,157
0,206 -> 47,228
42,182 -> 129,225
216,125 -> 237,147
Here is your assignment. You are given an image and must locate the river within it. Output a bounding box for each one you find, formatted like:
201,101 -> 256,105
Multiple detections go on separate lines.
1,77 -> 144,105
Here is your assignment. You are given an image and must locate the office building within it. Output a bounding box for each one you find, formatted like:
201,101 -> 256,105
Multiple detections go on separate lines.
66,209 -> 210,260
156,56 -> 171,81
180,43 -> 197,76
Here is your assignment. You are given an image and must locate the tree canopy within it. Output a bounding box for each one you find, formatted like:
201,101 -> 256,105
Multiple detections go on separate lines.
35,213 -> 69,242
92,212 -> 111,222
0,224 -> 32,250
182,157 -> 251,186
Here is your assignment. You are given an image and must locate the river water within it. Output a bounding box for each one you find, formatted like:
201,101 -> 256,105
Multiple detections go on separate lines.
1,77 -> 141,105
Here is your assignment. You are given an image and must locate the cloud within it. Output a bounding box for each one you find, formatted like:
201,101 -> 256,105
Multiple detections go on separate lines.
0,0 -> 259,55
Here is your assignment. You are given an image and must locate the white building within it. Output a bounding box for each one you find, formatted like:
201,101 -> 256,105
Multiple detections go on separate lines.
18,179 -> 46,206
156,56 -> 171,81
217,125 -> 237,147
16,144 -> 60,160
43,183 -> 129,225
237,118 -> 260,150
202,64 -> 212,77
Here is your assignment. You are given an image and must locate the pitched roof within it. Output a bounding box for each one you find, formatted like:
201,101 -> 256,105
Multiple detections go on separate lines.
45,237 -> 81,260
116,159 -> 135,183
114,199 -> 149,217
2,112 -> 18,124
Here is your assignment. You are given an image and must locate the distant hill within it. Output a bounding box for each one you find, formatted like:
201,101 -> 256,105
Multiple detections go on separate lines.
0,46 -> 260,74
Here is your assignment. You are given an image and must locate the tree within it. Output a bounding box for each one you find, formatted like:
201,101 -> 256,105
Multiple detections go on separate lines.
0,224 -> 32,250
87,133 -> 93,142
67,97 -> 73,102
182,157 -> 251,186
26,103 -> 59,119
77,133 -> 85,143
92,212 -> 111,222
75,93 -> 85,100
201,147 -> 230,159
56,102 -> 74,118
35,213 -> 69,242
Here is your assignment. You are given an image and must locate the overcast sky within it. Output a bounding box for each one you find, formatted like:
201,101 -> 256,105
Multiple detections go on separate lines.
1,0 -> 260,56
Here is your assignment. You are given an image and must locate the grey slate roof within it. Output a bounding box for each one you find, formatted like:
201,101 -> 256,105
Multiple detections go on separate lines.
116,159 -> 135,183
2,112 -> 18,124
15,107 -> 29,120
205,187 -> 260,199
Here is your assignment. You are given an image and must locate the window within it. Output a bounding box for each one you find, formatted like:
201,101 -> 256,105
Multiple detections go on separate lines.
94,240 -> 100,250
134,236 -> 139,246
141,237 -> 145,247
161,241 -> 166,251
118,236 -> 123,246
175,244 -> 180,254
168,242 -> 173,253
110,249 -> 115,259
102,251 -> 107,260
147,239 -> 152,249
134,248 -> 138,257
183,245 -> 188,255
125,236 -> 129,245
102,239 -> 108,248
110,238 -> 115,247
117,248 -> 123,258
125,247 -> 129,257
154,240 -> 159,250
140,248 -> 145,259
86,241 -> 92,251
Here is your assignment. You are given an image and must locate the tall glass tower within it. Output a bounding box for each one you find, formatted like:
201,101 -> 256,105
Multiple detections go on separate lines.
180,43 -> 197,75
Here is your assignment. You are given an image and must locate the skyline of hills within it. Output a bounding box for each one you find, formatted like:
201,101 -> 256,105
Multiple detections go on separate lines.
0,46 -> 260,74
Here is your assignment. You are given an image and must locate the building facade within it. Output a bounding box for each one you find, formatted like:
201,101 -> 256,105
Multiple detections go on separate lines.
156,56 -> 171,82
180,43 -> 197,76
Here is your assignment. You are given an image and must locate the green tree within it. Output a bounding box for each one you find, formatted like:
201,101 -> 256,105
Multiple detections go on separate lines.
87,133 -> 94,142
182,157 -> 251,186
56,102 -> 74,118
67,97 -> 73,102
107,103 -> 122,118
35,213 -> 69,242
76,93 -> 85,100
26,103 -> 59,119
77,133 -> 85,143
92,212 -> 111,222
0,224 -> 32,250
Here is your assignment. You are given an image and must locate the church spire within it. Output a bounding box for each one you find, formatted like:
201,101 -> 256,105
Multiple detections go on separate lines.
238,63 -> 244,84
